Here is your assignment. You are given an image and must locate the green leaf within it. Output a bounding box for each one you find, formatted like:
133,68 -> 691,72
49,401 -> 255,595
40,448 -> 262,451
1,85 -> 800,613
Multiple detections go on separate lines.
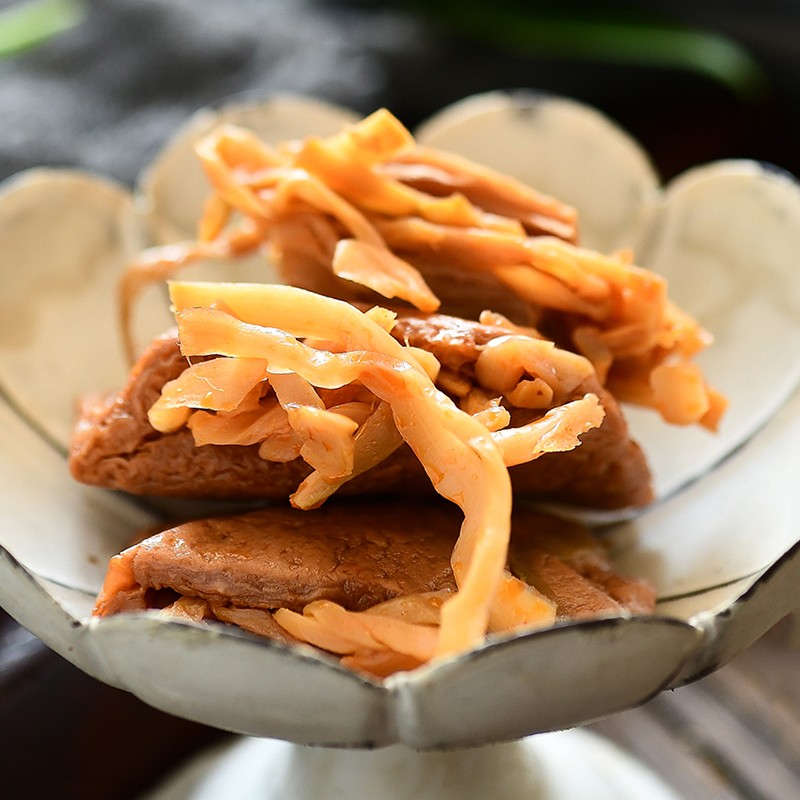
0,0 -> 87,59
413,1 -> 769,101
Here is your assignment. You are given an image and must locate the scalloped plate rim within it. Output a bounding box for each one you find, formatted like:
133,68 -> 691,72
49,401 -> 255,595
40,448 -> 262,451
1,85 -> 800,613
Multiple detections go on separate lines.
1,90 -> 800,746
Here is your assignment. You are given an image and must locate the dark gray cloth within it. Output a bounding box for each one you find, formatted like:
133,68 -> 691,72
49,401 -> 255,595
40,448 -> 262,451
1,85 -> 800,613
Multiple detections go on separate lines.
0,0 -> 434,183
1,0 -> 799,186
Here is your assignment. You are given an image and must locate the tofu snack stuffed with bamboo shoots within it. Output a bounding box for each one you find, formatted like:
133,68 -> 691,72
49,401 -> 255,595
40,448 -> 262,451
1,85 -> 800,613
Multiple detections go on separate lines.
72,105 -> 726,674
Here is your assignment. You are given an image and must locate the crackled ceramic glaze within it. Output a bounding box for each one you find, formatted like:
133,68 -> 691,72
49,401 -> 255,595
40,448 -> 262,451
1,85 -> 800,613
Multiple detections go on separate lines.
1,91 -> 800,749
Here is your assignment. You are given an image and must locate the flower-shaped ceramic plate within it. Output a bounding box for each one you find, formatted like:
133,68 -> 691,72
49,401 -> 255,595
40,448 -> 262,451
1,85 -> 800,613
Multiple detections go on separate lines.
2,91 -> 800,754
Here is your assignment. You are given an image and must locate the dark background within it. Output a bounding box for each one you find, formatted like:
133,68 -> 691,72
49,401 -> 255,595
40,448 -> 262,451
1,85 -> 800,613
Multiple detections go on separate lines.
2,0 -> 800,185
2,2 -> 800,797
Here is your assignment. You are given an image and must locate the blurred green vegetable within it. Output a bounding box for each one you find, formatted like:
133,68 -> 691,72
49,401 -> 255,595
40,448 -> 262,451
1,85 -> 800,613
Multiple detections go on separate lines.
406,0 -> 769,100
0,0 -> 87,58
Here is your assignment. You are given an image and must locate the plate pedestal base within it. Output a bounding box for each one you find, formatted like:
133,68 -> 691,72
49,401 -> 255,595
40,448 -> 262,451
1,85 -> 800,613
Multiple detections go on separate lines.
144,728 -> 683,800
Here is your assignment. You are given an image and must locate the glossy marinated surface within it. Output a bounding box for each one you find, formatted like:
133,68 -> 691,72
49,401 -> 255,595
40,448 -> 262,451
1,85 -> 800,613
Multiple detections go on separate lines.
112,503 -> 458,613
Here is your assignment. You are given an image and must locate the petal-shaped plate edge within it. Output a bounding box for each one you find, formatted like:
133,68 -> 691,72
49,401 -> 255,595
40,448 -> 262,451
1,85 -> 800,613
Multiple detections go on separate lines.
413,88 -> 661,254
72,596 -> 703,748
385,616 -> 700,749
671,536 -> 800,687
87,612 -> 392,746
626,159 -> 800,500
0,91 -> 798,747
608,381 -> 800,598
0,169 -> 146,451
0,545 -> 110,684
139,93 -> 361,245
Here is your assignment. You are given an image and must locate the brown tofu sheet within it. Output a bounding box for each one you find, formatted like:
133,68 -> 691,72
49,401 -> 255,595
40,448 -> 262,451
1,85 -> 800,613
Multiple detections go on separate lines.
75,109 -> 725,677
94,502 -> 656,664
69,310 -> 652,510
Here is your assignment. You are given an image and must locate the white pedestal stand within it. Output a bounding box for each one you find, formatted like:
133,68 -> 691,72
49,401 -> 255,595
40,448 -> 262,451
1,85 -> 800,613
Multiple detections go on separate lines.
143,729 -> 683,800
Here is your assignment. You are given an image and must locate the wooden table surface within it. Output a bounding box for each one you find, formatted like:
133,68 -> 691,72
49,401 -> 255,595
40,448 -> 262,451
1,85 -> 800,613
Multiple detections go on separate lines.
590,616 -> 800,799
2,608 -> 798,800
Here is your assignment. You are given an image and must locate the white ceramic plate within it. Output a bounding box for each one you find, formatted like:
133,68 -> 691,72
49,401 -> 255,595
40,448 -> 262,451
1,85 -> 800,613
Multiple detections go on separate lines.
1,91 -> 800,749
